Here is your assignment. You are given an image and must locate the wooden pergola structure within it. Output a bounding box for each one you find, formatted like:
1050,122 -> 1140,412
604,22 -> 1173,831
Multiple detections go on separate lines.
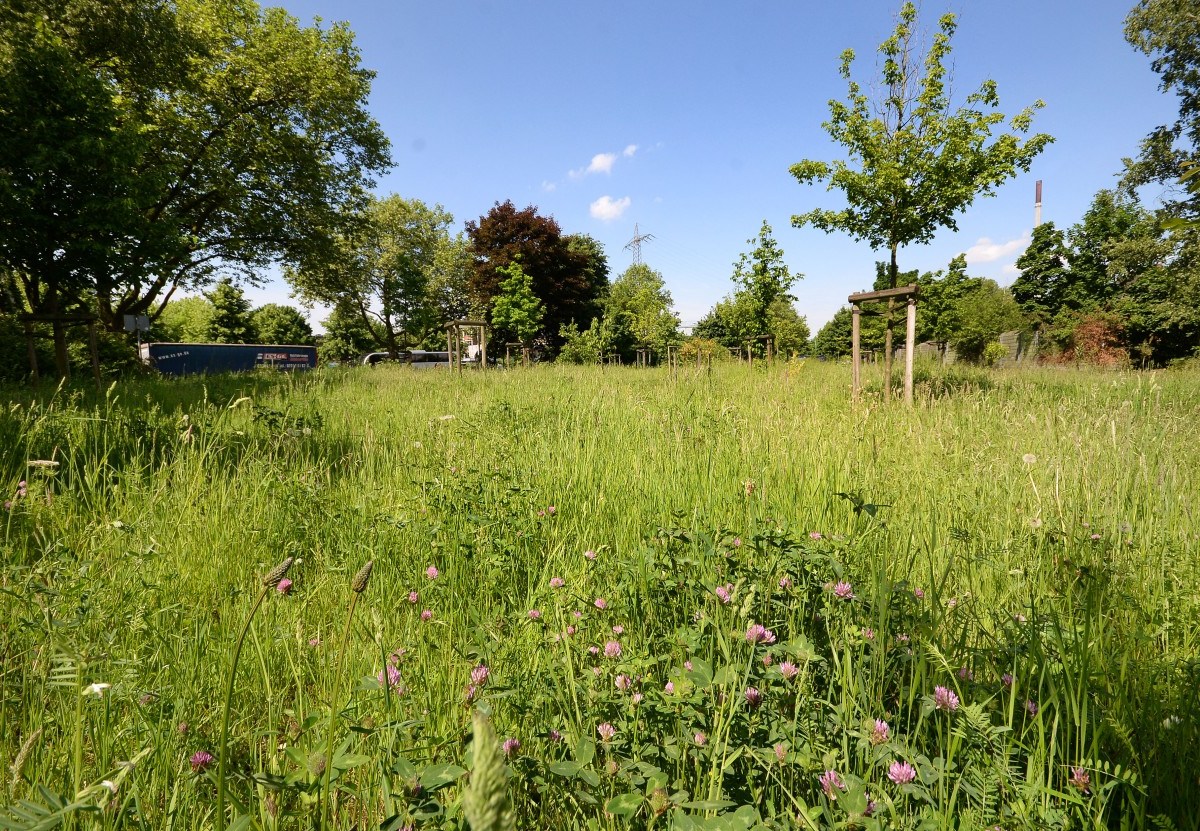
744,334 -> 775,367
849,284 -> 918,405
445,319 -> 488,372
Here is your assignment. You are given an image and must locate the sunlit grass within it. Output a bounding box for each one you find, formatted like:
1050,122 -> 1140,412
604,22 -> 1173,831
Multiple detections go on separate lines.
1,361 -> 1197,829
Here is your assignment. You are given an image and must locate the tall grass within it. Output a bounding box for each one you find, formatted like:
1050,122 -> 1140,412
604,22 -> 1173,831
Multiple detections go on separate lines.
1,361 -> 1197,829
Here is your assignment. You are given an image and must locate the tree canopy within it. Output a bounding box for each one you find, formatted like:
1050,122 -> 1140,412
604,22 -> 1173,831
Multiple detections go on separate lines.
0,0 -> 391,363
465,201 -> 607,352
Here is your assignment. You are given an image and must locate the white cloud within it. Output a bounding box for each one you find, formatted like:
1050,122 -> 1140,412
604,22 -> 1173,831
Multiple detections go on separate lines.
589,195 -> 631,222
586,152 -> 617,175
1002,262 -> 1021,275
568,151 -> 620,179
963,232 -> 1030,265
541,180 -> 557,192
623,144 -> 638,158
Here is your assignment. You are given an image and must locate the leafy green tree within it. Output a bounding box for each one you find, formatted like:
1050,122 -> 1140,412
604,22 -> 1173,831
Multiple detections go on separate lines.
0,0 -> 391,349
810,308 -> 854,359
915,256 -> 971,354
427,233 -> 475,325
791,1 -> 1051,395
491,261 -> 544,350
1012,223 -> 1073,325
557,319 -> 613,364
809,306 -> 887,359
605,264 -> 680,361
319,296 -> 375,363
731,221 -> 799,339
289,195 -> 454,356
565,234 -> 612,312
949,280 -> 1023,362
156,296 -> 215,342
251,304 -> 313,345
767,298 -> 811,358
1123,0 -> 1200,221
205,279 -> 256,344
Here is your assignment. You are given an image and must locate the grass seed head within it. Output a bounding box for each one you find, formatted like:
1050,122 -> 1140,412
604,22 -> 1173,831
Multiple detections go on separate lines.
352,560 -> 374,593
262,557 -> 295,588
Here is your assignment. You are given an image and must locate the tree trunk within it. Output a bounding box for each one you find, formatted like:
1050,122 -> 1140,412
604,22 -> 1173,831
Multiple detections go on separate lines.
883,243 -> 899,403
46,289 -> 70,381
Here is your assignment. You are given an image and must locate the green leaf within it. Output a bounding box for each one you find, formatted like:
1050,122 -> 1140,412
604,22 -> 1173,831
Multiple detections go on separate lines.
605,792 -> 643,818
574,737 -> 596,765
548,761 -> 582,779
419,763 -> 467,791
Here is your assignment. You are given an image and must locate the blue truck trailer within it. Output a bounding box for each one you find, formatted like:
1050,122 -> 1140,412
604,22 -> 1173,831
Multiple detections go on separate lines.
139,343 -> 317,376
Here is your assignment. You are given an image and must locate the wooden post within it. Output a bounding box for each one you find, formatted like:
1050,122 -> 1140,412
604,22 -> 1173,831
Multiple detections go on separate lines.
480,325 -> 488,371
883,297 -> 895,403
851,304 -> 861,402
904,296 -> 916,406
447,328 -> 454,369
747,343 -> 753,369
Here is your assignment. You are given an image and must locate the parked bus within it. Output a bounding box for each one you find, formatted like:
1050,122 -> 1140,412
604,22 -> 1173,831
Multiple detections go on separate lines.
140,343 -> 317,376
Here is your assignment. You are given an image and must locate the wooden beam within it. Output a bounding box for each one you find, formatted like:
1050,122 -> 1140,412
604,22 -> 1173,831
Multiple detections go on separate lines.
847,284 -> 919,304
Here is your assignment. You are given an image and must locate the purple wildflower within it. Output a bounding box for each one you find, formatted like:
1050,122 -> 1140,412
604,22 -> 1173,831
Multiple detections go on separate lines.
547,505 -> 556,515
694,731 -> 707,746
378,664 -> 403,691
420,609 -> 432,621
597,722 -> 616,742
631,692 -> 643,704
566,625 -> 577,636
833,581 -> 854,600
604,640 -> 622,658
550,577 -> 565,589
778,576 -> 793,589
502,738 -> 520,757
471,665 -> 490,687
1068,766 -> 1091,794
732,537 -> 742,547
745,623 -> 777,645
276,578 -> 293,594
528,609 -> 542,620
684,660 -> 693,671
584,549 -> 597,561
664,681 -> 675,694
774,743 -> 787,762
933,685 -> 960,712
778,661 -> 799,680
425,565 -> 439,580
869,719 -> 890,745
888,760 -> 916,785
615,673 -> 632,691
190,750 -> 214,772
594,597 -> 608,610
549,729 -> 563,743
611,624 -> 624,635
408,591 -> 419,604
588,646 -> 600,656
863,627 -> 875,640
913,587 -> 925,600
715,584 -> 733,604
1002,673 -> 1014,688
819,769 -> 844,799
1026,699 -> 1039,716
809,531 -> 823,540
744,687 -> 762,708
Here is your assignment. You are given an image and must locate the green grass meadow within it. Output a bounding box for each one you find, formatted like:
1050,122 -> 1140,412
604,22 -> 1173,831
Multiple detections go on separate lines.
2,361 -> 1198,830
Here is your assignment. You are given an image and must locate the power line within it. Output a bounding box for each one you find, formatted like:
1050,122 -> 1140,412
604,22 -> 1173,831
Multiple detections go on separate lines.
623,223 -> 655,265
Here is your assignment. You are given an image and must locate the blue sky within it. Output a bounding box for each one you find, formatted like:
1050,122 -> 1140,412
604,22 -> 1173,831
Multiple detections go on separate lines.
245,0 -> 1177,333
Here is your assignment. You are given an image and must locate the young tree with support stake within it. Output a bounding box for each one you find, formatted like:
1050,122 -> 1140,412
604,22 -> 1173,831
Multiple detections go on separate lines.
790,2 -> 1052,400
